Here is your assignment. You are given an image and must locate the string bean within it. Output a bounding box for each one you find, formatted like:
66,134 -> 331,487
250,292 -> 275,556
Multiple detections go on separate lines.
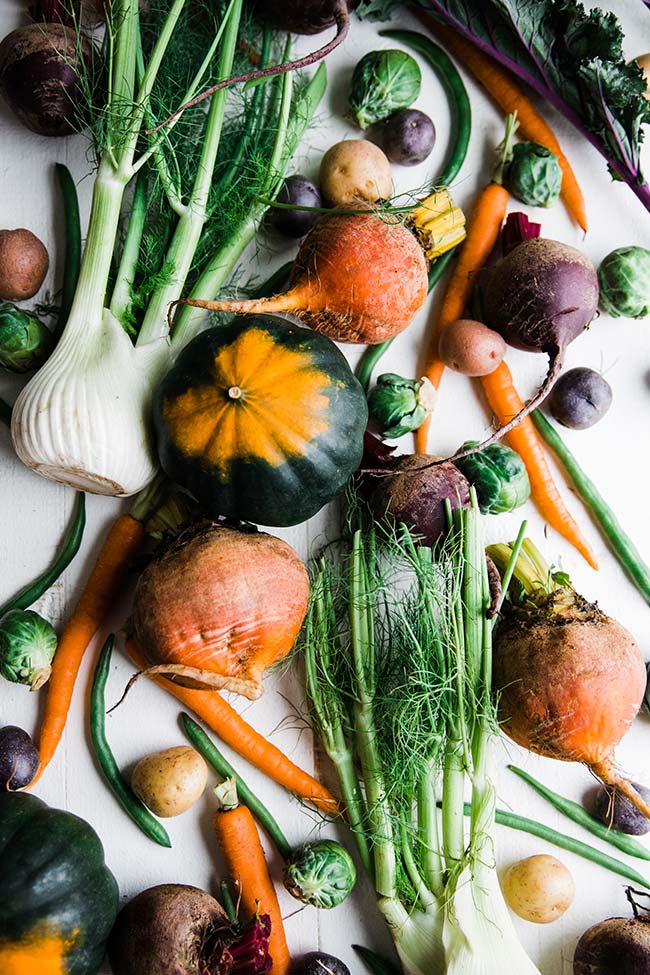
54,164 -> 82,335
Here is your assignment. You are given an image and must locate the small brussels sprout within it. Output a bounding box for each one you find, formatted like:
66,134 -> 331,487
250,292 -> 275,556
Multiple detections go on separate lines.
368,373 -> 436,438
348,50 -> 421,129
504,142 -> 562,208
454,441 -> 530,515
0,302 -> 53,373
283,840 -> 356,909
0,609 -> 57,690
598,245 -> 650,318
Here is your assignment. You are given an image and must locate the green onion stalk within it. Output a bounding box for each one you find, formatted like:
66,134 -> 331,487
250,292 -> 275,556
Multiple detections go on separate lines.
10,0 -> 326,499
304,495 -> 541,975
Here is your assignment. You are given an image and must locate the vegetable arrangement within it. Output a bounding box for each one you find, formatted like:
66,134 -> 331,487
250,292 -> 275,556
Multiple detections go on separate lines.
1,0 -> 650,973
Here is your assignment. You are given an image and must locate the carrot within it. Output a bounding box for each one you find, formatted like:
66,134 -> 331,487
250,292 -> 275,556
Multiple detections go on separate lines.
415,166 -> 511,452
32,514 -> 145,784
126,638 -> 341,817
214,778 -> 291,974
480,361 -> 598,569
422,15 -> 587,232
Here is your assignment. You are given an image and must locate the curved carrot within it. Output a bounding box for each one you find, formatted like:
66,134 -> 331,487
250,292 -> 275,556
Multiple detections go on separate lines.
32,514 -> 145,784
422,16 -> 587,232
126,638 -> 341,817
215,783 -> 291,973
415,180 -> 509,452
480,362 -> 598,569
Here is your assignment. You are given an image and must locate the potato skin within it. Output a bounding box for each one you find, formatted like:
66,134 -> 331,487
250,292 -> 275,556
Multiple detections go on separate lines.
319,140 -> 392,206
502,854 -> 575,924
131,746 -> 208,818
438,319 -> 506,376
0,229 -> 49,301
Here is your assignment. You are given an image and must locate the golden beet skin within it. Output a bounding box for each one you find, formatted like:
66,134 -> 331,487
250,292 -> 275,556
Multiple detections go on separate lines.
132,523 -> 310,699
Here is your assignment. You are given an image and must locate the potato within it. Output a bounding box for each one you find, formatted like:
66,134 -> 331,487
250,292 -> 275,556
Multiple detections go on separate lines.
319,140 -> 392,207
0,229 -> 49,301
634,54 -> 650,100
501,854 -> 575,924
438,319 -> 506,376
131,746 -> 208,818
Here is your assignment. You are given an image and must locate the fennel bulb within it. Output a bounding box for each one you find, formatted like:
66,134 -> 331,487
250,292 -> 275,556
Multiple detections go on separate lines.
12,309 -> 168,495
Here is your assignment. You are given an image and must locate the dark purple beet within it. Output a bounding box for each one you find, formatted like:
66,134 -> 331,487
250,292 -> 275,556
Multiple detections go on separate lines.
573,916 -> 650,974
256,0 -> 356,33
370,454 -> 470,545
0,725 -> 39,791
381,109 -> 436,166
0,23 -> 100,137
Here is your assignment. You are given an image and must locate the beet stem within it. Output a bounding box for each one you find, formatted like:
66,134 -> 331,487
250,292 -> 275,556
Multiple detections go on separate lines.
147,1 -> 351,135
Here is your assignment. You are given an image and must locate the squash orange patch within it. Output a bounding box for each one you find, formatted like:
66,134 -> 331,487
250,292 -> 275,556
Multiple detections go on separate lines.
163,327 -> 332,473
0,925 -> 78,975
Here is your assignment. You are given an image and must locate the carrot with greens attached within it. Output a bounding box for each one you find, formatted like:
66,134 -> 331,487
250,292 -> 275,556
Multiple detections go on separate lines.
422,15 -> 587,232
31,513 -> 145,783
415,114 -> 516,452
126,638 -> 341,817
480,361 -> 597,569
214,777 -> 291,974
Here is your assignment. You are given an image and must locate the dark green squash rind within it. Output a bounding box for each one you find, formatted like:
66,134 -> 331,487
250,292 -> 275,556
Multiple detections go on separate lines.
0,793 -> 118,975
154,316 -> 368,526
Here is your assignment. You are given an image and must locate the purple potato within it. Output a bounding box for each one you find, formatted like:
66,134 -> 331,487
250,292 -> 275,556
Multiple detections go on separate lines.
593,782 -> 650,835
270,175 -> 323,238
380,108 -> 435,165
0,725 -> 39,790
547,367 -> 612,430
301,952 -> 351,975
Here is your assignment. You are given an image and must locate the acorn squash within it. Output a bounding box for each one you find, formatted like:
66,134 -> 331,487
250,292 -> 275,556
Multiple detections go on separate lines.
154,315 -> 368,526
0,792 -> 118,975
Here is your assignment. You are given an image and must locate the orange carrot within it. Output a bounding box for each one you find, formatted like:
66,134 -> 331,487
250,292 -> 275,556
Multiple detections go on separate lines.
32,514 -> 145,784
422,15 -> 587,232
480,362 -> 598,569
415,181 -> 509,453
214,779 -> 291,974
126,638 -> 341,817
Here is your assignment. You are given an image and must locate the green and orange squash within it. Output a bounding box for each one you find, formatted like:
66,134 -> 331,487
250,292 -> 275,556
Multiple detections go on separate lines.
0,792 -> 118,975
154,315 -> 368,526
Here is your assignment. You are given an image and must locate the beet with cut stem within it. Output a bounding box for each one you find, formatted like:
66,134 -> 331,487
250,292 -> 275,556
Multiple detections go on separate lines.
574,909 -> 650,974
256,0 -> 356,34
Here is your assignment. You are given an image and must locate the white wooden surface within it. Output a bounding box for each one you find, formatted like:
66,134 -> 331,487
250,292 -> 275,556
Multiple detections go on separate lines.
1,2 -> 650,971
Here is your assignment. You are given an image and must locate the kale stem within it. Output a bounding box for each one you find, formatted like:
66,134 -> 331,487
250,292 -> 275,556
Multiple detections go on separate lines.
110,170 -> 148,327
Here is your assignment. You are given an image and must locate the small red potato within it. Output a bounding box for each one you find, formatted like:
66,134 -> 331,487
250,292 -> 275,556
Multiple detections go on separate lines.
0,229 -> 49,301
438,318 -> 506,376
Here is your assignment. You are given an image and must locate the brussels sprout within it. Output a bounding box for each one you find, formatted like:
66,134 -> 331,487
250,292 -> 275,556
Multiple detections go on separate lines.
598,245 -> 650,318
0,302 -> 53,373
283,840 -> 356,909
504,142 -> 562,208
0,608 -> 57,690
454,441 -> 530,515
368,373 -> 436,438
348,50 -> 421,129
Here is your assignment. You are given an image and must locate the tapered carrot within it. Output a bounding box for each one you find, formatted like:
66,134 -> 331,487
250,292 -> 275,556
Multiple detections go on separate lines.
422,15 -> 587,232
214,778 -> 291,973
415,118 -> 514,452
32,514 -> 145,784
126,638 -> 341,817
480,362 -> 598,569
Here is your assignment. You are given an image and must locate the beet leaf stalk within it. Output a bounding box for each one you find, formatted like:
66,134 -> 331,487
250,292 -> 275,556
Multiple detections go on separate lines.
426,0 -> 650,212
304,496 -> 541,975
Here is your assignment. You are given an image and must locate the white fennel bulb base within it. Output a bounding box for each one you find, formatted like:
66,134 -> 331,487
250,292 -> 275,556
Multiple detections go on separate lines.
12,309 -> 169,496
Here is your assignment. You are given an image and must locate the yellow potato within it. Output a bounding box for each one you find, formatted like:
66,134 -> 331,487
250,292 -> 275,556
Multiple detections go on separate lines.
501,854 -> 575,924
131,746 -> 208,818
319,140 -> 393,207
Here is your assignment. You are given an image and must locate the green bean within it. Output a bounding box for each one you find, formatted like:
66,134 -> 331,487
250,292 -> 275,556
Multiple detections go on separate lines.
353,944 -> 401,975
509,763 -> 650,862
356,247 -> 457,392
0,492 -> 86,618
255,260 -> 293,299
54,164 -> 82,335
0,397 -> 11,428
532,409 -> 650,604
380,29 -> 472,188
180,712 -> 292,859
91,636 -> 171,848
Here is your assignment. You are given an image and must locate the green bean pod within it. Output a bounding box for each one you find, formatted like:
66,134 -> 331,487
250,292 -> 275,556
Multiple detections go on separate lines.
532,409 -> 650,604
54,164 -> 82,335
0,397 -> 11,428
509,763 -> 650,862
91,636 -> 171,848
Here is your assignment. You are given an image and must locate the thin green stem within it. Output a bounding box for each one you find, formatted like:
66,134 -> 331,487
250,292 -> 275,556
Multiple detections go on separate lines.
400,823 -> 436,910
492,520 -> 527,622
442,738 -> 466,870
107,0 -> 139,159
417,762 -> 444,897
137,0 -> 243,346
180,712 -> 292,860
110,170 -> 148,326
